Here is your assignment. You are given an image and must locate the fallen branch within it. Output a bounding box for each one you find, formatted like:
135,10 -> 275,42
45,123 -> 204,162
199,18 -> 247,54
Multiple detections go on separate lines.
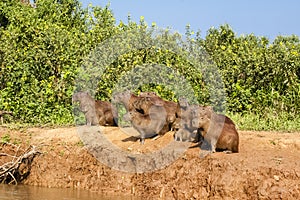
0,143 -> 41,185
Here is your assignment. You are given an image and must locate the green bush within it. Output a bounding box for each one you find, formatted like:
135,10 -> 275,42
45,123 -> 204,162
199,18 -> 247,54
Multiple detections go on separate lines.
0,1 -> 299,131
0,0 -> 117,124
202,24 -> 300,116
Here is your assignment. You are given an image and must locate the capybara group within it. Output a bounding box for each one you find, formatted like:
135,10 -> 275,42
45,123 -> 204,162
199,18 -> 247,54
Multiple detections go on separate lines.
76,90 -> 239,150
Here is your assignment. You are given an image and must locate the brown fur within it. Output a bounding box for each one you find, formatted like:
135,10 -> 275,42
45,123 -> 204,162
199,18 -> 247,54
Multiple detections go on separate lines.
175,97 -> 189,118
124,105 -> 167,144
113,91 -> 141,113
72,92 -> 117,126
114,91 -> 177,134
192,106 -> 235,126
192,108 -> 239,153
173,99 -> 202,142
144,96 -> 177,124
175,98 -> 200,131
95,100 -> 118,126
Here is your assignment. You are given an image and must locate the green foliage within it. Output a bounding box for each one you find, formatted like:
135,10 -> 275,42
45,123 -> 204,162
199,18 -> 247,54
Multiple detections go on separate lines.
0,1 -> 299,131
0,0 -> 117,124
1,133 -> 11,144
229,110 -> 300,131
202,24 -> 300,116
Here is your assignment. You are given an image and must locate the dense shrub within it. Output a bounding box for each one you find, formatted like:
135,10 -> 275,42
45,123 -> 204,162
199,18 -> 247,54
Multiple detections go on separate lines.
202,24 -> 300,115
0,0 -> 117,124
0,1 -> 299,130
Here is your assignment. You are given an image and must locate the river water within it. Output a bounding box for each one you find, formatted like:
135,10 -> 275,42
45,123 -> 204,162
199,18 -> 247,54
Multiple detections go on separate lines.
0,184 -> 136,200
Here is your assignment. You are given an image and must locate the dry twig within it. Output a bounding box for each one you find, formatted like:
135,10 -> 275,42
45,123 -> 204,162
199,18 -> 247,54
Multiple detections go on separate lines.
0,143 -> 41,185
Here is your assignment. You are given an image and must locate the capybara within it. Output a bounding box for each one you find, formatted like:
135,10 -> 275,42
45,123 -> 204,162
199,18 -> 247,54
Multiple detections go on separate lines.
171,117 -> 181,132
72,91 -> 117,126
174,128 -> 196,142
132,96 -> 164,115
72,92 -> 98,126
114,91 -> 177,135
124,104 -> 167,144
192,106 -> 239,153
172,113 -> 202,143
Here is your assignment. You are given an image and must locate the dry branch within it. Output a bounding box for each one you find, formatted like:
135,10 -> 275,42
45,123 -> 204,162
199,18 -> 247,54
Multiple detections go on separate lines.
0,143 -> 41,185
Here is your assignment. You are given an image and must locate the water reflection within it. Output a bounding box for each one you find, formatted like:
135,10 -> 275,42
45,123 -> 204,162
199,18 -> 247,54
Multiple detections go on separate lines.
0,184 -> 136,200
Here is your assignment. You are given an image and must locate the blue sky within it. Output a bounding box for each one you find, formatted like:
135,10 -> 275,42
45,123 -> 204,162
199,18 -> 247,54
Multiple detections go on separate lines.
80,0 -> 300,41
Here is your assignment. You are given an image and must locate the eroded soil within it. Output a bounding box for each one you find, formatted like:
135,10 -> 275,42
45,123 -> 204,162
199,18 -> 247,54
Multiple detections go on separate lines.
1,126 -> 300,199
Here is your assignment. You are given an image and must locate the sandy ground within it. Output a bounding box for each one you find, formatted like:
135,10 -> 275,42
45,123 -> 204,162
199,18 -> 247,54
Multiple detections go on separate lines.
1,126 -> 300,199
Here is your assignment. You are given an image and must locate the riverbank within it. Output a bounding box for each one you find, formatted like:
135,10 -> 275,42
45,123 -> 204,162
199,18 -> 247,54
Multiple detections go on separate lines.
1,126 -> 300,199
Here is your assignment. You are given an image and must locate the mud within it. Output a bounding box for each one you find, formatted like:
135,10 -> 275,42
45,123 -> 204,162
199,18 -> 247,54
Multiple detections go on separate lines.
1,126 -> 300,199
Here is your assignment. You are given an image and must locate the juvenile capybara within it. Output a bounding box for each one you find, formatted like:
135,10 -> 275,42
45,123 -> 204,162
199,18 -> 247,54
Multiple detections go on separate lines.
175,98 -> 200,131
124,104 -> 167,144
171,117 -> 181,131
192,106 -> 239,153
72,92 -> 117,126
175,97 -> 190,118
174,128 -> 196,142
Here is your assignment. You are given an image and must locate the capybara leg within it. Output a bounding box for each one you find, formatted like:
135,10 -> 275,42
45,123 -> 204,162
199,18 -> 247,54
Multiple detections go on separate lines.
98,116 -> 106,126
174,132 -> 178,141
140,137 -> 145,145
210,139 -> 217,153
86,120 -> 92,126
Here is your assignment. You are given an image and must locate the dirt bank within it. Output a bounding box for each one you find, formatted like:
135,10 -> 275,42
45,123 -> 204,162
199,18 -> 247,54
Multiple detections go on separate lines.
1,126 -> 300,199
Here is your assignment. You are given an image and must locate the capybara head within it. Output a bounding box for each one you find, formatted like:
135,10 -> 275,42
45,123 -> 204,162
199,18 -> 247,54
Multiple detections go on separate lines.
72,91 -> 91,103
192,106 -> 213,118
192,115 -> 210,129
113,91 -> 132,102
178,97 -> 189,109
